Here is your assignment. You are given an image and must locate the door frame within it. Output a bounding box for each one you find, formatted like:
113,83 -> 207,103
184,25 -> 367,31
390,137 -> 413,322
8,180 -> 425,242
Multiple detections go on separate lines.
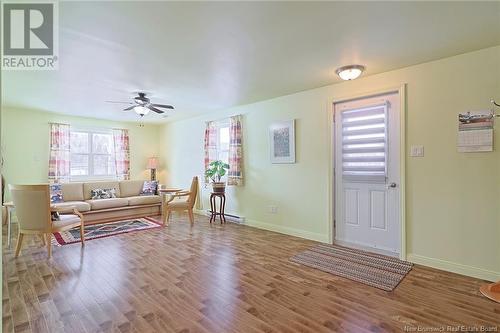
327,84 -> 407,260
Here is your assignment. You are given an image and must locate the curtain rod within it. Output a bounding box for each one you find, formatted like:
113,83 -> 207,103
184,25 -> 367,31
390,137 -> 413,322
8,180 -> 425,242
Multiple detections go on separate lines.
47,122 -> 129,130
206,114 -> 242,124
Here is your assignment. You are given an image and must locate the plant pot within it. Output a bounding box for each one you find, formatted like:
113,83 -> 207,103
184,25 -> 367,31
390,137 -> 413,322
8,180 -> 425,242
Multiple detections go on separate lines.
211,182 -> 226,194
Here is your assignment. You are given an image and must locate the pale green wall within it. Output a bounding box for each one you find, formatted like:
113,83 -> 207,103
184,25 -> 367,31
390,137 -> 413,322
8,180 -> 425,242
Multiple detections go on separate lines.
1,108 -> 161,200
159,46 -> 500,281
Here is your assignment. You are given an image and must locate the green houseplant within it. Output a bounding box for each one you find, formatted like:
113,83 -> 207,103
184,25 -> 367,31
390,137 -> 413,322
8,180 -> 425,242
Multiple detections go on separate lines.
205,160 -> 230,193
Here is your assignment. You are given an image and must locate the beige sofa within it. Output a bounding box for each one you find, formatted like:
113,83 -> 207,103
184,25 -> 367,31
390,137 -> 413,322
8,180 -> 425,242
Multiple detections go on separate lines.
51,180 -> 162,224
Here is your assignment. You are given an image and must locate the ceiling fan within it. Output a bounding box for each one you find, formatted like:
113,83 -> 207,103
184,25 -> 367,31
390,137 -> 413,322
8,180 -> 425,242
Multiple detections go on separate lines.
106,92 -> 174,117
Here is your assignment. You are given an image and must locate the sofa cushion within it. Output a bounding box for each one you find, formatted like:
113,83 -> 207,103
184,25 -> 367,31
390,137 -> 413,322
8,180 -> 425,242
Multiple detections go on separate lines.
127,195 -> 162,206
119,180 -> 145,197
51,201 -> 91,212
61,183 -> 84,201
83,181 -> 121,199
52,214 -> 82,230
86,198 -> 128,210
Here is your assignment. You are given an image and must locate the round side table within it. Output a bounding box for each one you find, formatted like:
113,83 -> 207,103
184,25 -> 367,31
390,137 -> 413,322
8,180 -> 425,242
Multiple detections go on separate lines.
209,193 -> 226,224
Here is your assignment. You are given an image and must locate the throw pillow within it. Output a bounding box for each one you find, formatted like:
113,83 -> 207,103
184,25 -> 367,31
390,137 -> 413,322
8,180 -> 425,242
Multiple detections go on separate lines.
90,188 -> 117,200
49,184 -> 63,203
140,180 -> 158,196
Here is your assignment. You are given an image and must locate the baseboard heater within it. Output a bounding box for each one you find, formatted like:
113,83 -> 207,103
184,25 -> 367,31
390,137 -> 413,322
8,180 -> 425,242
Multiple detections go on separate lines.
203,210 -> 246,224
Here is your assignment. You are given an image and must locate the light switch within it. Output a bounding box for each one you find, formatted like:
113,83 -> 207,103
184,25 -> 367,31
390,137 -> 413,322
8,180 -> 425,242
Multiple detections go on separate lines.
410,145 -> 424,157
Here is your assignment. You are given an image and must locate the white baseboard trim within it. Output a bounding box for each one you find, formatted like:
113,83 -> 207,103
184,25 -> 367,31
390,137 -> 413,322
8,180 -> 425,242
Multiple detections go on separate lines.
194,209 -> 329,242
245,219 -> 330,243
407,253 -> 500,282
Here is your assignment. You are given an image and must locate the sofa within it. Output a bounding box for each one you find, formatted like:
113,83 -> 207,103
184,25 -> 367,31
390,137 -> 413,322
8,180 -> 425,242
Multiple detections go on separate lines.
51,180 -> 163,224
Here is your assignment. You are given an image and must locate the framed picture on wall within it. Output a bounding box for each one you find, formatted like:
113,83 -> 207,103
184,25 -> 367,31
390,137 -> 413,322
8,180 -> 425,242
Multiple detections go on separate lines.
269,120 -> 295,163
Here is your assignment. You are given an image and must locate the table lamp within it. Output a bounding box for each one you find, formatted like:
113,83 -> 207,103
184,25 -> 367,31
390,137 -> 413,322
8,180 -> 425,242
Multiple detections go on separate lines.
147,157 -> 159,181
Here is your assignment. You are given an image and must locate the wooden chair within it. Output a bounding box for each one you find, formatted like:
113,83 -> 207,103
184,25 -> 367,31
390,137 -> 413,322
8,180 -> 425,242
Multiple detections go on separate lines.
9,184 -> 85,258
163,176 -> 198,226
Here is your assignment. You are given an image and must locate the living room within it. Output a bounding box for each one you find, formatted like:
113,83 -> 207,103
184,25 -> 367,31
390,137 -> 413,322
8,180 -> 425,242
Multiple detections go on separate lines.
1,1 -> 499,332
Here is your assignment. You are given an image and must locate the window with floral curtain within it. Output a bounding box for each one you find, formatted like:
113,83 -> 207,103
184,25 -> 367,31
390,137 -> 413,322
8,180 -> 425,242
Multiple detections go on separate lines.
204,121 -> 217,183
203,116 -> 244,186
113,129 -> 130,180
48,123 -> 71,183
228,115 -> 243,186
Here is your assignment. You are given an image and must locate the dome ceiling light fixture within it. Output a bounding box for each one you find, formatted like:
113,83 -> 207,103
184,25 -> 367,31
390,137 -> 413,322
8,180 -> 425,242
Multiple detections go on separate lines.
335,65 -> 365,81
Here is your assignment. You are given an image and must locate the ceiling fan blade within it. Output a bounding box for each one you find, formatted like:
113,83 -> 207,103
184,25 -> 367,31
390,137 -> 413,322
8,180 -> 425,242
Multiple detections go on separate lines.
123,105 -> 136,111
151,103 -> 174,109
147,105 -> 165,114
105,101 -> 133,104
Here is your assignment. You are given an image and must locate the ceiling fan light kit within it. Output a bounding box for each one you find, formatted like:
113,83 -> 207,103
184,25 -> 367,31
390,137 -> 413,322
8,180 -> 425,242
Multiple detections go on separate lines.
106,92 -> 174,118
134,106 -> 150,116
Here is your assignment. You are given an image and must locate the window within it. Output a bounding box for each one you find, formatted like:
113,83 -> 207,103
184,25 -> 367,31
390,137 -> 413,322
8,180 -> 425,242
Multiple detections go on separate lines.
341,104 -> 387,182
70,129 -> 116,180
215,122 -> 230,164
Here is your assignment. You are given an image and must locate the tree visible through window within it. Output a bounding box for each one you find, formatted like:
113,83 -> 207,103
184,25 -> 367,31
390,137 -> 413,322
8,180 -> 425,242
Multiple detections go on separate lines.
70,130 -> 116,179
217,124 -> 230,164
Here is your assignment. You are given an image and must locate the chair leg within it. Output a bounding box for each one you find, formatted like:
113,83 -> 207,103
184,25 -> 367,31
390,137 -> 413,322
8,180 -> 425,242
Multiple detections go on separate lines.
80,223 -> 85,246
166,210 -> 171,223
14,233 -> 24,258
40,234 -> 46,246
46,234 -> 52,259
188,209 -> 194,226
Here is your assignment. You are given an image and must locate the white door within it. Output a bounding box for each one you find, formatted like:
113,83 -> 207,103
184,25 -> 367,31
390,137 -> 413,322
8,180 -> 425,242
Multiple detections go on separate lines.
334,92 -> 401,254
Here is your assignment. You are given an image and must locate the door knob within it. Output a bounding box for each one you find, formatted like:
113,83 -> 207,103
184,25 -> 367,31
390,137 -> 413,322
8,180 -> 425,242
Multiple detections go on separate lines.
387,182 -> 397,189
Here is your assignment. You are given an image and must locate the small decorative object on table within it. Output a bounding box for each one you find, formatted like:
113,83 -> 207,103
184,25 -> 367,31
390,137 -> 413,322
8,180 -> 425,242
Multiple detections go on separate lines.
205,160 -> 229,194
210,192 -> 226,224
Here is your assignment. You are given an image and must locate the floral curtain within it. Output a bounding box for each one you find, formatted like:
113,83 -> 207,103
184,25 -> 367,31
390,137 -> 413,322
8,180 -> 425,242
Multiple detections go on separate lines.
228,115 -> 243,186
113,129 -> 130,180
203,121 -> 217,183
48,123 -> 71,183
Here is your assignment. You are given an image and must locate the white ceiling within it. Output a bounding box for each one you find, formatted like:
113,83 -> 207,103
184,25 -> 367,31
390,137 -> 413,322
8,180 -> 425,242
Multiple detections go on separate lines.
2,1 -> 500,123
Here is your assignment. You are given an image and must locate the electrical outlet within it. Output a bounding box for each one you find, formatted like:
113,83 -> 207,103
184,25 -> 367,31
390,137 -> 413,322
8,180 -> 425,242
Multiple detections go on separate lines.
268,205 -> 278,214
410,145 -> 424,157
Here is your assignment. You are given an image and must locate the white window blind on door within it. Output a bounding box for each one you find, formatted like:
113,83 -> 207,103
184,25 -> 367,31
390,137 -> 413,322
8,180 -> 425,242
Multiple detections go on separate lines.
341,103 -> 387,182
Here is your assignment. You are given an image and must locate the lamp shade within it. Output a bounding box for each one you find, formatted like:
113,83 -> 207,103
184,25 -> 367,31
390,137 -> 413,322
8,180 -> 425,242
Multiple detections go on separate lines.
147,157 -> 159,169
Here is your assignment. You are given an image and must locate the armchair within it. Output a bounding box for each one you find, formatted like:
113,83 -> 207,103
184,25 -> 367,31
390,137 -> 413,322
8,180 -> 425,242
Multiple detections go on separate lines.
9,184 -> 85,258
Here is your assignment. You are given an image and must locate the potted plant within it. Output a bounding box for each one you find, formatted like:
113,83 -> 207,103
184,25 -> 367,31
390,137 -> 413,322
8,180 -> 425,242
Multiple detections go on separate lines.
205,160 -> 230,193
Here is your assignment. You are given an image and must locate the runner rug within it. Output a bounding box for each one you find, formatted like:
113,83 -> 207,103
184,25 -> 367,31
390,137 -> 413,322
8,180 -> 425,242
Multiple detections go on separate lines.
290,244 -> 413,291
52,217 -> 162,245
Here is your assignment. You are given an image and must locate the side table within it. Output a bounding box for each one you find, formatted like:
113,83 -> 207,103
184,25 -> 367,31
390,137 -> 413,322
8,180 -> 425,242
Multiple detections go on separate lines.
209,193 -> 226,224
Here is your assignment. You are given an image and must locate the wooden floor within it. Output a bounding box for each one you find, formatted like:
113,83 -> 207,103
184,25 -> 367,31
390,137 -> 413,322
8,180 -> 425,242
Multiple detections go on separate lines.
3,214 -> 499,333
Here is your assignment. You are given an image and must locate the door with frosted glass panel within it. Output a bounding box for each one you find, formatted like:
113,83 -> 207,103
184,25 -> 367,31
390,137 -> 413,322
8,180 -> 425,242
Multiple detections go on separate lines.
334,92 -> 401,254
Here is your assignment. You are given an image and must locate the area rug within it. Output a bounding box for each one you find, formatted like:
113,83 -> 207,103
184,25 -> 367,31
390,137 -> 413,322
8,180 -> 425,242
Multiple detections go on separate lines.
52,217 -> 162,245
290,244 -> 413,291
